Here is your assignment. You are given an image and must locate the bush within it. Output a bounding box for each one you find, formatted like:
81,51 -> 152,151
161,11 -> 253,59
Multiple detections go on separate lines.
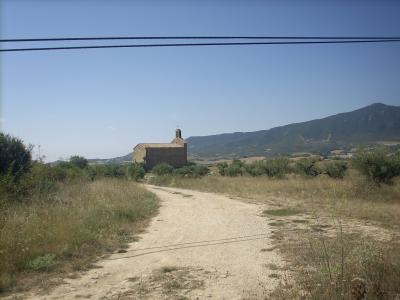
152,163 -> 174,176
267,158 -> 290,177
69,155 -> 88,169
218,158 -> 290,178
325,161 -> 348,179
125,163 -> 145,181
245,162 -> 265,176
295,157 -> 322,177
27,254 -> 57,271
174,164 -> 209,177
19,162 -> 64,196
246,158 -> 289,178
352,149 -> 400,184
87,164 -> 123,180
217,162 -> 229,176
0,133 -> 33,202
227,160 -> 244,177
0,133 -> 32,180
193,165 -> 209,176
92,164 -> 125,179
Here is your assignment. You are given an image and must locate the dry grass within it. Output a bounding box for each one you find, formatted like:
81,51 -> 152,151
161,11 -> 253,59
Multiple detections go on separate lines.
151,172 -> 400,229
269,227 -> 400,299
0,179 -> 159,292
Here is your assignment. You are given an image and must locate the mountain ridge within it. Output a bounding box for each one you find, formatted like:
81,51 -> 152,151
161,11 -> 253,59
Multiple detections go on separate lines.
186,103 -> 400,158
88,103 -> 400,164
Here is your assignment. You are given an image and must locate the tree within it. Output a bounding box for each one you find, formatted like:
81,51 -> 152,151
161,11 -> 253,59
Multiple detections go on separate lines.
352,149 -> 400,184
295,157 -> 322,177
0,132 -> 32,180
125,163 -> 145,181
69,156 -> 88,169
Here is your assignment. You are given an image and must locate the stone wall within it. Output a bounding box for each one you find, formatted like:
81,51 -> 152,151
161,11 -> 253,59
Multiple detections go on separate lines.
145,146 -> 187,169
132,145 -> 146,163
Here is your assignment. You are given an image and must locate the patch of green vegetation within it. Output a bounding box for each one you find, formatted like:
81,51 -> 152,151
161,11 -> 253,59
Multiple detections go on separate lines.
263,208 -> 302,217
152,163 -> 174,176
246,158 -> 290,178
217,160 -> 244,177
295,157 -> 323,177
352,148 -> 400,184
27,254 -> 57,271
325,160 -> 348,179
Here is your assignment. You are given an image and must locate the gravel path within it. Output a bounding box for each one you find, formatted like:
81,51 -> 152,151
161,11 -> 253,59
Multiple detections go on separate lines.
24,185 -> 284,300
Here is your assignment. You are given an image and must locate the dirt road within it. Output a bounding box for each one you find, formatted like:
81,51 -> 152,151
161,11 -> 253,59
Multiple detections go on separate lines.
25,185 -> 283,299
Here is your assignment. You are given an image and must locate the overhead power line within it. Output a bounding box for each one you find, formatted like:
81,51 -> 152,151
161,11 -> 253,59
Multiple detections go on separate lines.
1,39 -> 400,52
2,35 -> 400,43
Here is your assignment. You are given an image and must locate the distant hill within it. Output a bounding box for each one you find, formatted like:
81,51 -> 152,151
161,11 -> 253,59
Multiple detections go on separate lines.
87,153 -> 132,165
85,103 -> 400,164
186,103 -> 400,159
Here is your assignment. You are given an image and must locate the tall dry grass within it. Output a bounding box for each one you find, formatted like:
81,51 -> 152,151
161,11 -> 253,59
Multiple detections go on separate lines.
151,172 -> 400,228
0,179 -> 159,291
270,231 -> 400,300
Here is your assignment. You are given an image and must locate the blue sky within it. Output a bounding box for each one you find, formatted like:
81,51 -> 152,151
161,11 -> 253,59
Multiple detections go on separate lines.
1,0 -> 400,161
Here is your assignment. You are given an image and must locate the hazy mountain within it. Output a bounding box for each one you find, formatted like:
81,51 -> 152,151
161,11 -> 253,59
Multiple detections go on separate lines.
186,103 -> 400,159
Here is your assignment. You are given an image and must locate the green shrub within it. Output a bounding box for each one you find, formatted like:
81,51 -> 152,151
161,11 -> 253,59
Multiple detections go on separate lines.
19,162 -> 62,196
0,134 -> 58,202
87,164 -> 112,180
217,162 -> 229,176
0,133 -> 32,180
217,160 -> 244,177
125,163 -> 145,181
325,161 -> 348,179
69,155 -> 88,169
225,164 -> 243,177
0,173 -> 21,203
95,164 -> 125,178
152,163 -> 174,176
245,158 -> 289,178
27,254 -> 57,271
295,157 -> 322,177
174,164 -> 209,177
245,162 -> 265,176
352,149 -> 400,184
264,158 -> 289,178
193,165 -> 209,176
